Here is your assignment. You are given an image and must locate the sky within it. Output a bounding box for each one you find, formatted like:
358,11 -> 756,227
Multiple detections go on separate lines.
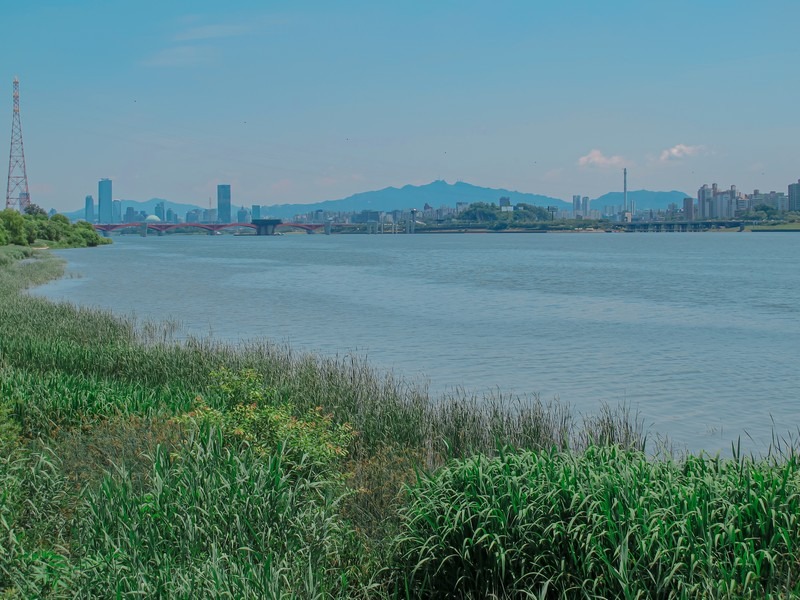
3,0 -> 800,212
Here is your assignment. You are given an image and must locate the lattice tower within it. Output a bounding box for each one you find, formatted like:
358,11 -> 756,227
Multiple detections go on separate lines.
6,77 -> 30,211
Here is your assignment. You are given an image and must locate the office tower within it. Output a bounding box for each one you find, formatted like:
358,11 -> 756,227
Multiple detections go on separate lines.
572,195 -> 581,217
84,195 -> 95,222
98,178 -> 112,223
252,204 -> 261,220
683,197 -> 694,221
581,196 -> 589,216
237,206 -> 251,223
155,201 -> 166,221
789,180 -> 800,212
217,184 -> 232,223
112,200 -> 122,223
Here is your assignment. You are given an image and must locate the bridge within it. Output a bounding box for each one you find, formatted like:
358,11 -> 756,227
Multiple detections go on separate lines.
620,220 -> 744,232
93,220 -> 326,236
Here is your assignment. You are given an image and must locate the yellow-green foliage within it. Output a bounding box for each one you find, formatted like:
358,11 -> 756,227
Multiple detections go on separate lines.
184,368 -> 354,478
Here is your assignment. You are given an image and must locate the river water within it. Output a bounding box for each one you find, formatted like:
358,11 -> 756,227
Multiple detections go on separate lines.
31,231 -> 800,454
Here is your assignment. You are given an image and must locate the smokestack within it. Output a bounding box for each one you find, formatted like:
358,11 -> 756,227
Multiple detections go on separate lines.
623,168 -> 628,212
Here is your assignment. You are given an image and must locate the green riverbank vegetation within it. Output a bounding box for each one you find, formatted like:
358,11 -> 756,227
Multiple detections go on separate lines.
0,205 -> 110,248
2,246 -> 800,598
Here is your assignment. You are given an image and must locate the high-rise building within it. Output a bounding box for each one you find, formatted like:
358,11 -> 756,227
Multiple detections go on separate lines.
217,184 -> 232,223
98,178 -> 112,223
789,180 -> 800,212
112,200 -> 122,224
155,201 -> 166,221
697,184 -> 712,219
572,195 -> 581,218
683,197 -> 694,221
581,196 -> 589,216
84,195 -> 95,222
252,204 -> 261,220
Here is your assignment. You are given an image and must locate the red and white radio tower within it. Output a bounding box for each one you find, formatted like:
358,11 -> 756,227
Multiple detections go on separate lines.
6,77 -> 31,211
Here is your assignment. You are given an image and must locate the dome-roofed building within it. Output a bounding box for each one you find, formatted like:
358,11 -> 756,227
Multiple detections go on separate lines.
144,214 -> 162,222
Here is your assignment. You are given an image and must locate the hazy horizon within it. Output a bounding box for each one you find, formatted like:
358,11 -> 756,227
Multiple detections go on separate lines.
3,1 -> 799,212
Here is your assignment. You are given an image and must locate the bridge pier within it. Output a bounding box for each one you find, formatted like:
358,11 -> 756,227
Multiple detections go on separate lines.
251,218 -> 282,236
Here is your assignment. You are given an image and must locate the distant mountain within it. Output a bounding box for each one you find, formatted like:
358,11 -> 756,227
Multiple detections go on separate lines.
260,180 -> 570,219
592,190 -> 690,211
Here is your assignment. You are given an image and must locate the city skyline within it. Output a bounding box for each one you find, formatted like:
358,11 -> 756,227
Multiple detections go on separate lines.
3,1 -> 800,212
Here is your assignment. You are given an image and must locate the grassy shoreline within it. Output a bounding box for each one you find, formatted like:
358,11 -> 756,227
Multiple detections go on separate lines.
2,246 -> 799,598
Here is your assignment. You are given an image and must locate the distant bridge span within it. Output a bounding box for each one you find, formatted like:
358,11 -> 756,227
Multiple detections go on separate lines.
93,221 -> 326,235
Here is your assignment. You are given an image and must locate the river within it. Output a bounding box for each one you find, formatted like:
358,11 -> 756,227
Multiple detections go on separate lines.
31,230 -> 800,454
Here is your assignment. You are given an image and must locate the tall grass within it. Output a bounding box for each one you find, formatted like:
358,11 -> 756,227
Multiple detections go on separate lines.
2,249 -> 799,598
71,426 -> 363,599
394,446 -> 800,599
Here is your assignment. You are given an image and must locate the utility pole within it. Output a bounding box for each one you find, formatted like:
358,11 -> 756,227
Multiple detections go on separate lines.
6,78 -> 31,211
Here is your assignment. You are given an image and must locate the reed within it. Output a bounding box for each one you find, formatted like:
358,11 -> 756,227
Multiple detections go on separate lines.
394,446 -> 800,599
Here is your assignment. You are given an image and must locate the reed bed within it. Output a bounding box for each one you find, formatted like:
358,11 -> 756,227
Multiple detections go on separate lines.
394,446 -> 800,599
2,248 -> 799,598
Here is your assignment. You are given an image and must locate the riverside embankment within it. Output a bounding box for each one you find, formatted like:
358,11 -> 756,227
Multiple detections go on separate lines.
3,246 -> 800,598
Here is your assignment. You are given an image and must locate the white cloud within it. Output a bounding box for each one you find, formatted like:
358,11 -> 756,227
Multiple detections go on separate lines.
577,149 -> 627,168
659,144 -> 704,162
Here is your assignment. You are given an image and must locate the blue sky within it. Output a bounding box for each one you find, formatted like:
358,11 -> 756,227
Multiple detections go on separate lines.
3,0 -> 799,211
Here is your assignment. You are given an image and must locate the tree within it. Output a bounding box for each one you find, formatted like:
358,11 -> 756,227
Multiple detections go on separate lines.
459,202 -> 500,222
23,203 -> 48,218
0,209 -> 27,245
513,203 -> 550,222
23,219 -> 37,244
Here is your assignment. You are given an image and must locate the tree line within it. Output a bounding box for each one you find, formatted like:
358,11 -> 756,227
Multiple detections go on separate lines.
0,205 -> 110,248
